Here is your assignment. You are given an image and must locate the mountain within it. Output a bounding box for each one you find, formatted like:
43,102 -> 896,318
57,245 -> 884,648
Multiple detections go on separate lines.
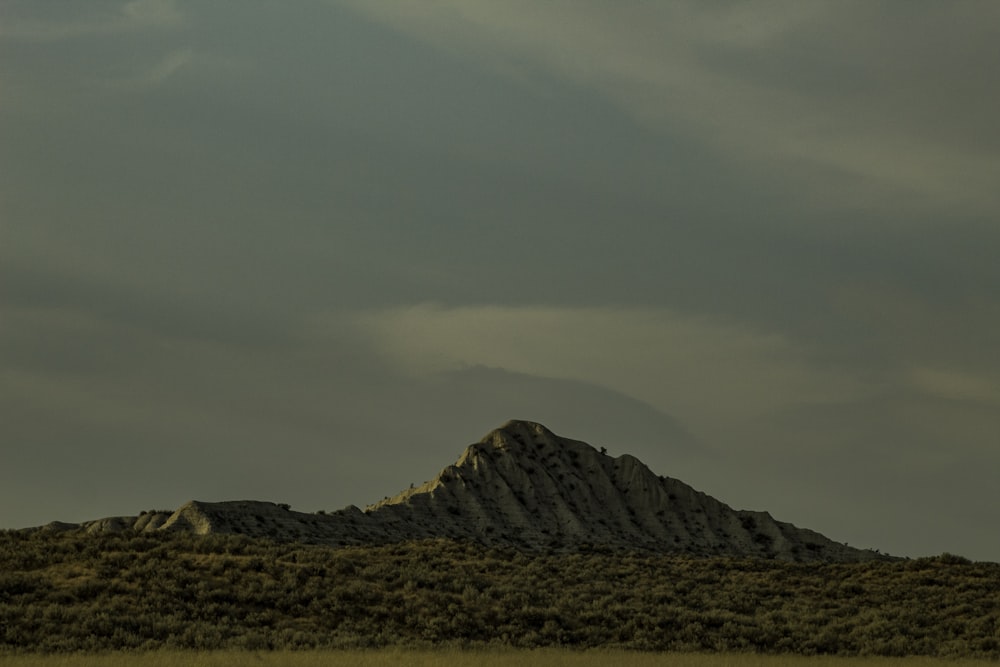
35,420 -> 890,562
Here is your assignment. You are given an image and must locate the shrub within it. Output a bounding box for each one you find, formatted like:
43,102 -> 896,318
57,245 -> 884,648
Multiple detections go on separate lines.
0,530 -> 998,656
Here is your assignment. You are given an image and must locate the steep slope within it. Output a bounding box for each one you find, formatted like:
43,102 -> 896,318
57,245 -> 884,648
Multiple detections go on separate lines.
32,420 -> 890,561
365,420 -> 877,560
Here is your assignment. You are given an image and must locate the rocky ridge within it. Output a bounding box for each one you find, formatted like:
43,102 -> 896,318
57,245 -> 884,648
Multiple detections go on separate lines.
35,420 -> 890,562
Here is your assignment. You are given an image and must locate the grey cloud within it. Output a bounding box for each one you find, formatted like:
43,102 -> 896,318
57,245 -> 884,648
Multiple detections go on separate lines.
2,1 -> 998,561
717,390 -> 1000,561
0,304 -> 709,531
0,0 -> 182,41
340,0 -> 1000,216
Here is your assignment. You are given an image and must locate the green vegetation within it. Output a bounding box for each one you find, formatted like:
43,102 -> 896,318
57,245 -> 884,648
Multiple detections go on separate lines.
1,651 -> 999,667
1,531 -> 998,656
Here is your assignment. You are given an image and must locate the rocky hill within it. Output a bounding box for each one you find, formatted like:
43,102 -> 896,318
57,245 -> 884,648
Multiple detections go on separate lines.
36,420 -> 890,562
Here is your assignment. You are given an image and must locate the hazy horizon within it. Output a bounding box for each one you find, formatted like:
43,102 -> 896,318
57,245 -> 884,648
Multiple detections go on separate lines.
2,1 -> 999,562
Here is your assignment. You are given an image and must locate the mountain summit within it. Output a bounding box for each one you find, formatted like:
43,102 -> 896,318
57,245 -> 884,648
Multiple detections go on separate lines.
364,420 -> 880,561
38,420 -> 889,562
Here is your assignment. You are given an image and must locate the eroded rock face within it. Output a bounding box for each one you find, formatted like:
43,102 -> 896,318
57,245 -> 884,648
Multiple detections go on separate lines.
37,420 -> 891,562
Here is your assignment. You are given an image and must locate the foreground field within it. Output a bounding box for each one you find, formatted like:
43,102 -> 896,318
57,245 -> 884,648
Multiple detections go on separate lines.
2,651 -> 999,667
2,531 -> 998,656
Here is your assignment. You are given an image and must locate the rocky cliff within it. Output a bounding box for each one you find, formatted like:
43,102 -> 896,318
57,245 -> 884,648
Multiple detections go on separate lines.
36,420 -> 890,562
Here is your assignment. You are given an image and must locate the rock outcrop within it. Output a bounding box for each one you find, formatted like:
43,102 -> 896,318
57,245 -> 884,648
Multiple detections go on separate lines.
33,420 -> 891,562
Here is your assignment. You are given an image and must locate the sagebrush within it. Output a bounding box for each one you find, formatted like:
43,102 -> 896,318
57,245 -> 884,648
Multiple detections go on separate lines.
1,531 -> 997,656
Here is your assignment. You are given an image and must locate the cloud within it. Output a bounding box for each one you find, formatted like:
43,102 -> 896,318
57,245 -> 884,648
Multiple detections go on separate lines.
0,299 -> 708,528
142,47 -> 194,82
0,0 -> 182,41
908,367 -> 1000,406
348,303 -> 872,439
105,48 -> 196,88
120,0 -> 183,28
337,0 -> 1000,217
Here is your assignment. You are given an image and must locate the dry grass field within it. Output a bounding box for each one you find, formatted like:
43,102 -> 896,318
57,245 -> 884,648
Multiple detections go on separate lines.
2,532 -> 998,657
1,651 -> 998,667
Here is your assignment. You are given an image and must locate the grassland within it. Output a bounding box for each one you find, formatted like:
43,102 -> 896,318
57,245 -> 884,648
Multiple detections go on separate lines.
1,530 -> 998,657
1,651 -> 999,667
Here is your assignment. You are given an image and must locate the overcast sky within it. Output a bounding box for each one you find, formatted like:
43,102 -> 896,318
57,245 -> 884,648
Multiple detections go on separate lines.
2,0 -> 998,562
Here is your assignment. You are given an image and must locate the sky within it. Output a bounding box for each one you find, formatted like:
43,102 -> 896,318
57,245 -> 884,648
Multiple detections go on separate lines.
2,0 -> 998,562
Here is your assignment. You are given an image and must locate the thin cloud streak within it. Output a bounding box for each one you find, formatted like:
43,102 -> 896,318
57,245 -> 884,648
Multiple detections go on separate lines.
103,48 -> 196,89
907,367 -> 1000,406
348,303 -> 877,439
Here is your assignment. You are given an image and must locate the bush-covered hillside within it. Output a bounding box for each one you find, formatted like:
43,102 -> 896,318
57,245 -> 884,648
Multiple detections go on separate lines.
1,530 -> 997,656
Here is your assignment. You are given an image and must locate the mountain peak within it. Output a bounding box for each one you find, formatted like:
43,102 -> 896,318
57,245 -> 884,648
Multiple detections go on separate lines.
478,419 -> 557,450
34,421 -> 895,562
364,421 -> 886,561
